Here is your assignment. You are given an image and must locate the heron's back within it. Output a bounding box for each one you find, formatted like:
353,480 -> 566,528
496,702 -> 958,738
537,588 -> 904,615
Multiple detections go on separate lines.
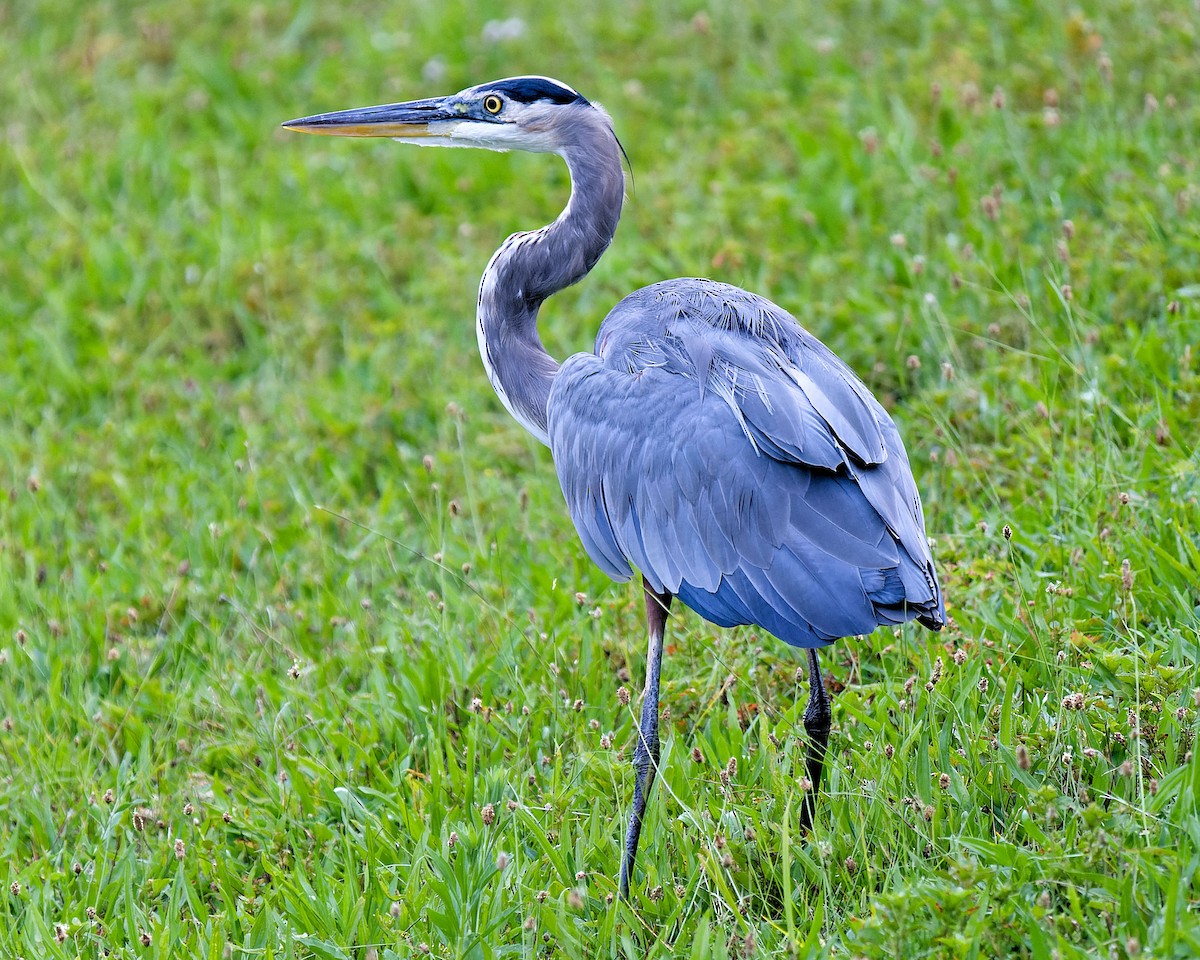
548,278 -> 943,647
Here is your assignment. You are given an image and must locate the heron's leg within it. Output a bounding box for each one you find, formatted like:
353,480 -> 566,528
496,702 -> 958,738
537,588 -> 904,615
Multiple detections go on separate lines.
798,647 -> 831,833
618,578 -> 672,901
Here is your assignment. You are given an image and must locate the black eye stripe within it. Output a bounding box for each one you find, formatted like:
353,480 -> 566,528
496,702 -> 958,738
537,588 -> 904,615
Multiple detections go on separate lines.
489,77 -> 587,105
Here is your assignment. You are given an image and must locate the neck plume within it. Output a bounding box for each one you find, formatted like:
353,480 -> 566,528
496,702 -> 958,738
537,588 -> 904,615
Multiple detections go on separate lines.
476,108 -> 625,445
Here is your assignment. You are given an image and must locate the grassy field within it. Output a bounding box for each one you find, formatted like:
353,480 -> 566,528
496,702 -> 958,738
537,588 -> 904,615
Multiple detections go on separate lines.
3,0 -> 1199,956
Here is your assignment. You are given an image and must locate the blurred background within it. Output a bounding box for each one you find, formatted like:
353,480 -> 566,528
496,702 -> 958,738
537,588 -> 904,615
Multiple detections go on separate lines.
2,0 -> 1198,956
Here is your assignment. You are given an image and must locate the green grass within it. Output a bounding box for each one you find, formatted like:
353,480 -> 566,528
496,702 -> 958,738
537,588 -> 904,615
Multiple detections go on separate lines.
3,0 -> 1200,956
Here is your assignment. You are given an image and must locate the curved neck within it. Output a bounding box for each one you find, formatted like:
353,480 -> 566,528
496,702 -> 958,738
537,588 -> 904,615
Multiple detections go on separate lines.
476,118 -> 625,444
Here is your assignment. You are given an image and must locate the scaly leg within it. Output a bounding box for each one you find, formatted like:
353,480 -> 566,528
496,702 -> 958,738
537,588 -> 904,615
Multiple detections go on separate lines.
798,647 -> 831,833
618,578 -> 672,900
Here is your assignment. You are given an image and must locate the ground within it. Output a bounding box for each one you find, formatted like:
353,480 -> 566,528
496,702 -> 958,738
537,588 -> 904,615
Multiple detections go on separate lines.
2,0 -> 1199,957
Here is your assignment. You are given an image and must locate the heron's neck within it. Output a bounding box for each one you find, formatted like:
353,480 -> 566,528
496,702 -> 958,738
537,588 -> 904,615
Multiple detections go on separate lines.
476,130 -> 624,445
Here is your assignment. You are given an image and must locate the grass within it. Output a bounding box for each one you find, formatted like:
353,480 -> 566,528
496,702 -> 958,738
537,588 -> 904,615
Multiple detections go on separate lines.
2,0 -> 1199,955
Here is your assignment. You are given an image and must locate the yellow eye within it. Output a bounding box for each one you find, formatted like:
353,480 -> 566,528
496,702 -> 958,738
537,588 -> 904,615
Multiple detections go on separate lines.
483,94 -> 503,114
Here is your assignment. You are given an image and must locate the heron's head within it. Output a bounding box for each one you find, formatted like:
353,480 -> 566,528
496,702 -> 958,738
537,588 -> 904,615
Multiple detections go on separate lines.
282,76 -> 605,154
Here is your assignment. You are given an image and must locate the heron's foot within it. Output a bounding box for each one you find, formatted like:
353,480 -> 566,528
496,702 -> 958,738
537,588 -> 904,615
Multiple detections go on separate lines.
618,733 -> 659,899
797,714 -> 830,833
619,579 -> 671,901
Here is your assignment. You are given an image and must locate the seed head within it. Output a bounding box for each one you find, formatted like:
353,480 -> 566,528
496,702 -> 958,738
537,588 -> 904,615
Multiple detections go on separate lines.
923,804 -> 935,821
141,930 -> 152,947
567,888 -> 584,910
691,746 -> 703,763
174,839 -> 186,860
1121,559 -> 1133,593
884,743 -> 895,759
938,773 -> 951,790
1003,524 -> 1012,541
616,686 -> 630,706
524,916 -> 536,931
800,776 -> 812,792
1017,745 -> 1031,770
978,677 -> 989,693
10,881 -> 19,895
1119,760 -> 1134,776
103,789 -> 114,805
536,890 -> 548,903
480,803 -> 496,825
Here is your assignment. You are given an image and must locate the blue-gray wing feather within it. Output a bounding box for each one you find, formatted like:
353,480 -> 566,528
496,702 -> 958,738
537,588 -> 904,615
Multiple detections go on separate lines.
547,279 -> 943,647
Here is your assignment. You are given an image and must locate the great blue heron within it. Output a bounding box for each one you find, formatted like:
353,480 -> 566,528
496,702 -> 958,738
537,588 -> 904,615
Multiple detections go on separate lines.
284,76 -> 944,900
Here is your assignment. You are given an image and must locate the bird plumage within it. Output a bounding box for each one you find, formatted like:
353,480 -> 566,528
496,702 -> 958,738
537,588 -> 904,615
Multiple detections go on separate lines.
549,278 -> 943,648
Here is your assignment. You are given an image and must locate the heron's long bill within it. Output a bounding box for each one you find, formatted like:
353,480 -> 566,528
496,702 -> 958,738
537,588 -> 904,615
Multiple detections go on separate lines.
281,96 -> 461,138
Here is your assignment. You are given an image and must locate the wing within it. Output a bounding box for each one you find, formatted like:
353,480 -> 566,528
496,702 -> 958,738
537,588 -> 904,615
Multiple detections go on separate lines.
548,279 -> 943,648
